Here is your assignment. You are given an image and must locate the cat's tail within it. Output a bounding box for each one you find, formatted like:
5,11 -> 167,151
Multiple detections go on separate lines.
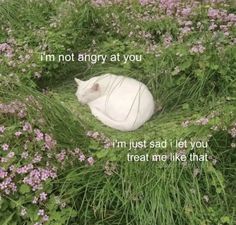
90,107 -> 140,132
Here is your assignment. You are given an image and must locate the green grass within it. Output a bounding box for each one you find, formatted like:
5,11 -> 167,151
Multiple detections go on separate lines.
49,77 -> 236,225
1,0 -> 236,224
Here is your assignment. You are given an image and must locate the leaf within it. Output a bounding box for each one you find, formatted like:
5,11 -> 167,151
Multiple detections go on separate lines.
195,69 -> 205,79
220,216 -> 230,224
2,213 -> 15,225
19,184 -> 31,194
180,58 -> 192,70
210,64 -> 219,70
95,149 -> 108,159
182,103 -> 189,110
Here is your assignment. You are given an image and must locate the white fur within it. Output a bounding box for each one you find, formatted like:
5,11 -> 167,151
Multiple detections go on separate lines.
75,74 -> 155,131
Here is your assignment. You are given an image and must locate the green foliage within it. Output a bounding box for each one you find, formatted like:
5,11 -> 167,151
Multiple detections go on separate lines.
0,0 -> 236,224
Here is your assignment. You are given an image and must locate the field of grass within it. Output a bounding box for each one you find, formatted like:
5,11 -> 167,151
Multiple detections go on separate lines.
0,0 -> 236,224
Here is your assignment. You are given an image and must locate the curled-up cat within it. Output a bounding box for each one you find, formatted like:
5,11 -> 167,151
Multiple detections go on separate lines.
75,74 -> 158,131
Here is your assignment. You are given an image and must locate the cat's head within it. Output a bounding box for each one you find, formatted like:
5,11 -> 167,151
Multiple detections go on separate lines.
75,78 -> 101,104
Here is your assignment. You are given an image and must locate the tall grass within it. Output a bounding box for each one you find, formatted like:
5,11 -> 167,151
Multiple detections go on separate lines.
1,0 -> 236,224
0,78 -> 88,149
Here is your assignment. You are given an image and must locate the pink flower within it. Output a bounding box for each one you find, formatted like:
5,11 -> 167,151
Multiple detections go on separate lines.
56,150 -> 66,162
15,131 -> 22,137
195,118 -> 209,125
7,152 -> 15,158
229,127 -> 236,138
0,168 -> 8,178
34,129 -> 44,141
79,154 -> 85,162
37,209 -> 45,216
21,151 -> 29,159
0,43 -> 13,58
32,154 -> 42,163
87,157 -> 95,166
39,192 -> 47,201
42,215 -> 49,222
44,134 -> 56,150
182,7 -> 191,17
22,122 -> 32,132
9,165 -> 15,171
0,126 -> 5,133
190,44 -> 206,54
139,0 -> 152,5
208,8 -> 220,19
2,144 -> 9,151
227,13 -> 236,23
181,120 -> 190,127
180,26 -> 191,34
209,23 -> 217,31
163,34 -> 173,46
23,168 -> 57,191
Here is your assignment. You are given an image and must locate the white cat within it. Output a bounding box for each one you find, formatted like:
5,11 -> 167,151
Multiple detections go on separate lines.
75,74 -> 156,131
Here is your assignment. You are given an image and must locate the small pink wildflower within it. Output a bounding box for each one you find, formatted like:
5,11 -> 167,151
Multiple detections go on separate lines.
7,151 -> 15,158
44,133 -> 56,150
163,34 -> 173,47
79,154 -> 85,162
181,7 -> 191,17
21,151 -> 29,159
0,43 -> 13,58
32,154 -> 42,163
37,209 -> 44,216
42,215 -> 49,222
9,165 -> 15,171
181,120 -> 190,127
15,131 -> 22,137
190,44 -> 206,54
22,122 -> 32,132
56,150 -> 66,162
34,129 -> 44,141
2,144 -> 9,151
0,126 -> 5,133
87,157 -> 95,166
0,168 -> 8,179
39,192 -> 47,201
195,118 -> 209,125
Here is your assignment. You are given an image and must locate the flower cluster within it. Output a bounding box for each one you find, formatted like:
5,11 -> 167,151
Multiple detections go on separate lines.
104,161 -> 117,176
0,36 -> 42,82
190,43 -> 206,54
23,168 -> 57,191
0,43 -> 13,58
92,0 -> 122,6
181,111 -> 220,127
86,130 -> 113,148
228,123 -> 236,138
0,100 -> 27,118
0,98 -> 95,224
160,0 -> 179,15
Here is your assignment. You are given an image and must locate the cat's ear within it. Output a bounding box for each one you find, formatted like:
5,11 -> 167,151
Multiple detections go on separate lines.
91,83 -> 100,91
74,78 -> 82,85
